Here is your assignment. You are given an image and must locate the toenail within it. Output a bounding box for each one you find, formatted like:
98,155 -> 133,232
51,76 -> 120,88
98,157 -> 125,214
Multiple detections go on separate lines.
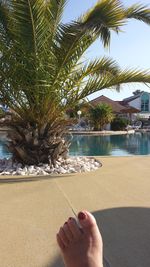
78,212 -> 86,220
64,222 -> 68,225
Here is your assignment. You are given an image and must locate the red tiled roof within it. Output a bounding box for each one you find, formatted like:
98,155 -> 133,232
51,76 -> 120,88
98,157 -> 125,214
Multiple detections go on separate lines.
89,95 -> 140,113
117,101 -> 140,113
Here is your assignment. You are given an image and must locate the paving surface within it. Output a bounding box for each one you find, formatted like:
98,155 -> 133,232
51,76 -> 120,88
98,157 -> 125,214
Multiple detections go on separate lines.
0,156 -> 150,267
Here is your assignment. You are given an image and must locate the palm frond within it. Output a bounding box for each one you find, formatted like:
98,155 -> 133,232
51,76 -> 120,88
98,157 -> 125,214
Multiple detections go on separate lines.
0,2 -> 9,36
80,0 -> 125,46
50,0 -> 125,84
46,0 -> 67,38
50,22 -> 94,88
83,57 -> 121,77
61,57 -> 121,102
0,1 -> 13,48
10,0 -> 50,53
125,4 -> 150,25
78,69 -> 150,99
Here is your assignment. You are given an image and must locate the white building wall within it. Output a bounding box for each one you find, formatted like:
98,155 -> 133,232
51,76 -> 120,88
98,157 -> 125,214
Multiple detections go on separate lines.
129,93 -> 150,119
139,113 -> 150,119
129,97 -> 141,109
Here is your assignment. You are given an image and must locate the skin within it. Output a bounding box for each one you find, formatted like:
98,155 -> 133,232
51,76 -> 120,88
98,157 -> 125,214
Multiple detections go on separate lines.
56,210 -> 103,267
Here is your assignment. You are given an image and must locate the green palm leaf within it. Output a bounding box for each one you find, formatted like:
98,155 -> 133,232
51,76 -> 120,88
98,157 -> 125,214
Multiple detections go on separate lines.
10,0 -> 48,53
125,4 -> 150,25
47,0 -> 67,35
61,57 -> 121,102
79,69 -> 150,99
81,0 -> 125,46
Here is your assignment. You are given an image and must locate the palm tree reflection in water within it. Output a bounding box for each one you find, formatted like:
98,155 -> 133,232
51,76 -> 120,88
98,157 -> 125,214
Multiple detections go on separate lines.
0,141 -> 11,159
0,133 -> 150,158
70,135 -> 115,156
69,133 -> 150,156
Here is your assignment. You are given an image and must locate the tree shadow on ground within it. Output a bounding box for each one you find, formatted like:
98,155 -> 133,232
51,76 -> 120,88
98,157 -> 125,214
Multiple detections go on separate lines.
0,174 -> 73,184
47,207 -> 150,267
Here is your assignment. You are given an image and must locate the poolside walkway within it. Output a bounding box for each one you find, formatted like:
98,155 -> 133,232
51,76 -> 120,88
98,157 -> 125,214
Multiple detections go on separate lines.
0,156 -> 150,267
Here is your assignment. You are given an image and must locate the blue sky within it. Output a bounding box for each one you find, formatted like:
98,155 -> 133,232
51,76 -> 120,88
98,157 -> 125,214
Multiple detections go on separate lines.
63,0 -> 150,101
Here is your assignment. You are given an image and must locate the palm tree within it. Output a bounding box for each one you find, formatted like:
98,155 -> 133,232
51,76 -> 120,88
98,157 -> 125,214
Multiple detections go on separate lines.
0,0 -> 150,165
89,103 -> 114,130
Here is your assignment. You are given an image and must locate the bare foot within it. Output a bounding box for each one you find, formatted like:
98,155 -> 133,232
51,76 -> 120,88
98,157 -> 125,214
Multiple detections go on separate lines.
56,211 -> 103,267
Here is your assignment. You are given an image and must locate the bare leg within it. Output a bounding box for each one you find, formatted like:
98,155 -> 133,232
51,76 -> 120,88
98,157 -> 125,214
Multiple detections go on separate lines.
56,211 -> 103,267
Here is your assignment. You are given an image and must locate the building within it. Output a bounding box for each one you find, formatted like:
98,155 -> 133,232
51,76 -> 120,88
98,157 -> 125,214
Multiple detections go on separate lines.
90,90 -> 150,120
121,90 -> 150,119
90,95 -> 140,121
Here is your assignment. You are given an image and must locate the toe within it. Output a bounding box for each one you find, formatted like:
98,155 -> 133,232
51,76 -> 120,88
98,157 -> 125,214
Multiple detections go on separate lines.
56,233 -> 65,250
63,222 -> 74,242
77,211 -> 103,249
58,227 -> 70,247
67,217 -> 82,240
77,211 -> 99,233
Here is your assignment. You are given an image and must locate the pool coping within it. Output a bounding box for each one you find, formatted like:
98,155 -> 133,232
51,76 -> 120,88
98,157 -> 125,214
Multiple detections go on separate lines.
69,130 -> 135,135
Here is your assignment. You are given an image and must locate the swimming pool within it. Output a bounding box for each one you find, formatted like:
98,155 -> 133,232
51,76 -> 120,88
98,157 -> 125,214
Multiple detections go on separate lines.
0,133 -> 11,159
1,132 -> 150,158
69,132 -> 150,156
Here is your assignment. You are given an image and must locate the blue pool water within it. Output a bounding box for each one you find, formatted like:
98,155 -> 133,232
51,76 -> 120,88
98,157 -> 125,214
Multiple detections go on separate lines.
0,133 -> 11,159
69,133 -> 150,156
1,132 -> 150,158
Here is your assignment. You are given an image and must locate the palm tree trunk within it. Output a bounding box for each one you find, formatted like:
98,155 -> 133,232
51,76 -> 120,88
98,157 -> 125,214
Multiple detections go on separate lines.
7,122 -> 70,166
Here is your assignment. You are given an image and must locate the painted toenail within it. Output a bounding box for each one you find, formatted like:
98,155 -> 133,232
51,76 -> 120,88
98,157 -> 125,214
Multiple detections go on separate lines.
78,212 -> 86,220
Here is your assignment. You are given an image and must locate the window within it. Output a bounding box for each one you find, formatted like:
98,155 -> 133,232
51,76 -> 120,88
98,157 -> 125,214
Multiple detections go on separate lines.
141,93 -> 149,112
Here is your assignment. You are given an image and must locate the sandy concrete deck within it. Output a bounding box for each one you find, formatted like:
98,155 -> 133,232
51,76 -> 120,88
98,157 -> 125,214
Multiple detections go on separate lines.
0,156 -> 150,267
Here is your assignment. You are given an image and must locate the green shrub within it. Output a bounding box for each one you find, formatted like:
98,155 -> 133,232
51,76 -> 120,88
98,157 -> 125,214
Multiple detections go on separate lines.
89,103 -> 114,131
111,117 -> 129,131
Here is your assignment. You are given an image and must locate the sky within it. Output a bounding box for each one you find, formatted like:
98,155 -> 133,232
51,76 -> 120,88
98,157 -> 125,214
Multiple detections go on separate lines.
63,0 -> 150,101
